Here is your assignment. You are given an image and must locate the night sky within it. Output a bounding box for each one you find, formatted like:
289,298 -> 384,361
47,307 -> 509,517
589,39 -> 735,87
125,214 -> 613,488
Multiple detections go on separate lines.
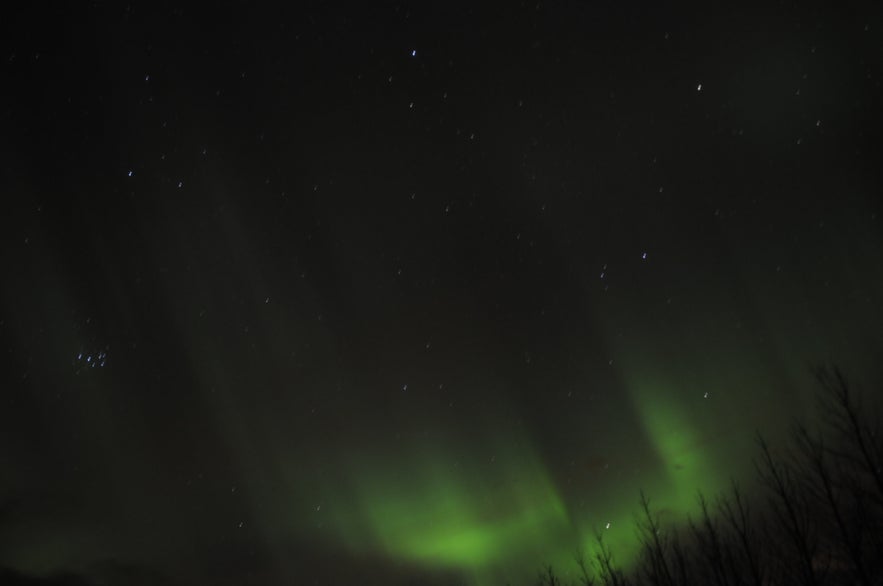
2,2 -> 883,585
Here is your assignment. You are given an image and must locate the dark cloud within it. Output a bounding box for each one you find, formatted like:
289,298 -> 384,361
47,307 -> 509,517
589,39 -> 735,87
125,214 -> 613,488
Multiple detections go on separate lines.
0,568 -> 91,586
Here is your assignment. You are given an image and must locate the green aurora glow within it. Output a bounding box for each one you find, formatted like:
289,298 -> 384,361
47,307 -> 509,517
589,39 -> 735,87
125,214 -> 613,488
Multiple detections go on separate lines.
3,4 -> 883,586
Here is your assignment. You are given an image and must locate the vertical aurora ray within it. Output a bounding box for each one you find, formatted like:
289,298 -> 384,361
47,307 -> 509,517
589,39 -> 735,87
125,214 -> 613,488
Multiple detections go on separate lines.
630,380 -> 725,513
610,336 -> 769,546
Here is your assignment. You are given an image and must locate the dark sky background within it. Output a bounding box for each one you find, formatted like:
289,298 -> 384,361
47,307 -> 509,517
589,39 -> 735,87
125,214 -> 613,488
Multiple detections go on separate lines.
2,2 -> 882,585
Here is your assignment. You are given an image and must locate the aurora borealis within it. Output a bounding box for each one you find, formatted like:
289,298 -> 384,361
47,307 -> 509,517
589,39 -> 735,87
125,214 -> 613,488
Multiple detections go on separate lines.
2,3 -> 883,585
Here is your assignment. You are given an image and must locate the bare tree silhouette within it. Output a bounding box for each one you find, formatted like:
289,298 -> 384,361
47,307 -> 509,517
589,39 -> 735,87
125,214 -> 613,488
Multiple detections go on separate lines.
531,367 -> 883,586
